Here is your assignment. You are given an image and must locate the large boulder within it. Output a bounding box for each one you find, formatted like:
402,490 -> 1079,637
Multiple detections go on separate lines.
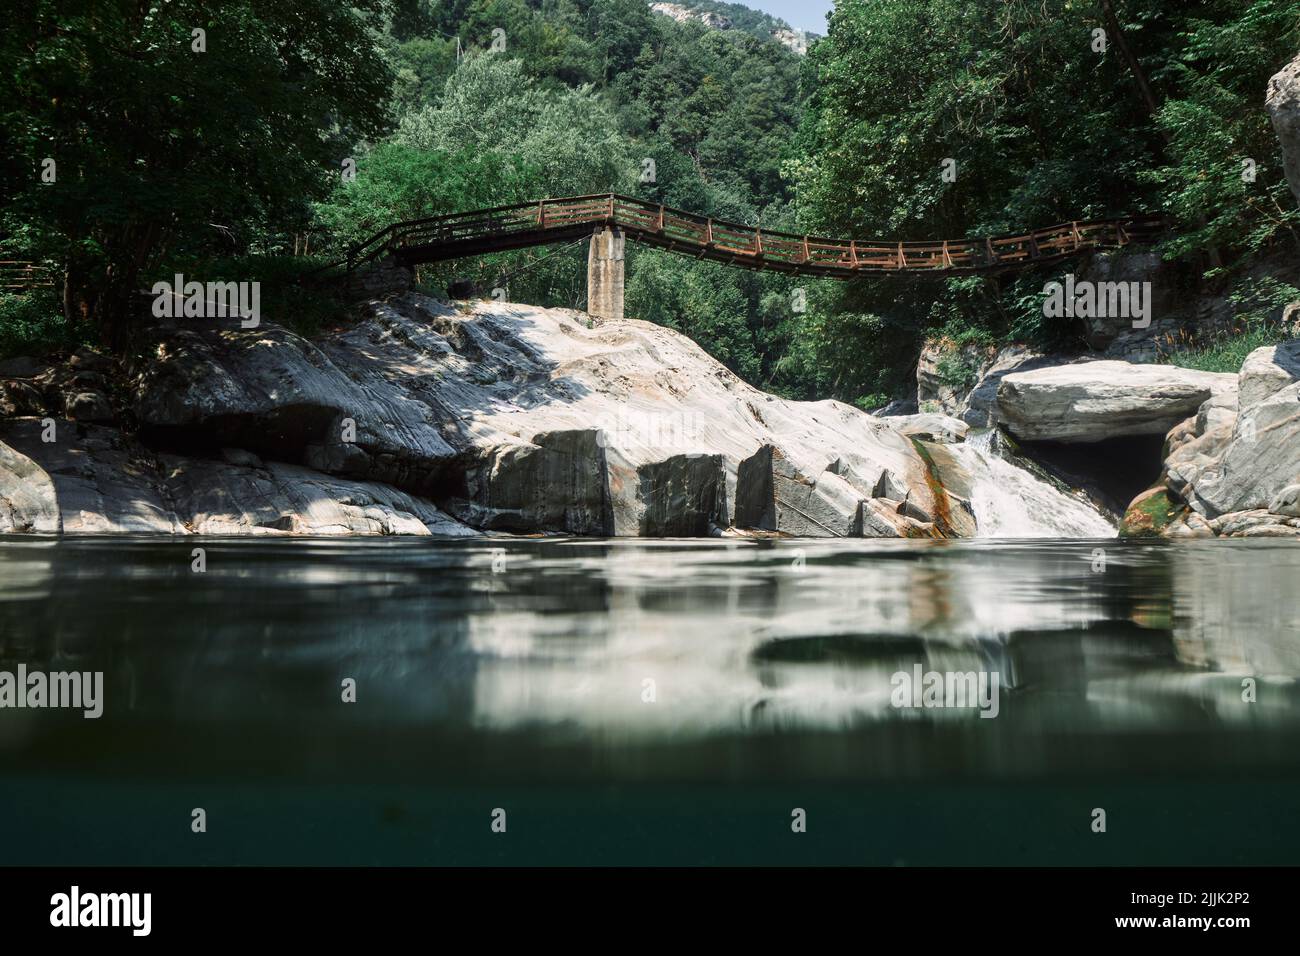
0,439 -> 60,532
993,360 -> 1237,442
733,443 -> 929,537
959,345 -> 1053,427
0,418 -> 473,536
1238,340 -> 1300,411
1267,51 -> 1300,209
1192,379 -> 1300,516
1120,339 -> 1300,535
163,452 -> 475,536
132,296 -> 950,537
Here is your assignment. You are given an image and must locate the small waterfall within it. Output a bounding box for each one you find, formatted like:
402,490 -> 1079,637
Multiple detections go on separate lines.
956,430 -> 1116,539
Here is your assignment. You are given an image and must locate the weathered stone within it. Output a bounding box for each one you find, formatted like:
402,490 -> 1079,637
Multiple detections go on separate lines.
110,294 -> 1127,539
1193,380 -> 1300,516
872,397 -> 918,417
1238,340 -> 1300,411
65,390 -> 114,423
1119,486 -> 1185,538
162,457 -> 476,536
1194,391 -> 1238,436
0,417 -> 473,537
0,418 -> 185,533
917,339 -> 994,416
220,446 -> 263,468
994,360 -> 1237,442
441,429 -> 613,534
1211,509 -> 1300,538
1269,483 -> 1300,518
0,356 -> 46,378
888,413 -> 969,443
960,346 -> 1053,427
1077,249 -> 1183,352
906,440 -> 979,538
0,439 -> 60,532
1164,423 -> 1234,514
734,443 -> 865,537
1267,51 -> 1300,208
627,453 -> 728,536
68,347 -> 113,372
1166,510 -> 1215,539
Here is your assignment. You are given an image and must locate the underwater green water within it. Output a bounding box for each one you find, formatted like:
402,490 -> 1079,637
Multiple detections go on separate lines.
2,535 -> 1298,865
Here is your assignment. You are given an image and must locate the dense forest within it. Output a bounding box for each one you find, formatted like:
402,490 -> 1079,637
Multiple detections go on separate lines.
2,0 -> 1298,408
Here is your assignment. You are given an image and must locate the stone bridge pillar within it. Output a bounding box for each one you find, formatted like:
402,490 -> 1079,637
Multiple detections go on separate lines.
587,225 -> 624,322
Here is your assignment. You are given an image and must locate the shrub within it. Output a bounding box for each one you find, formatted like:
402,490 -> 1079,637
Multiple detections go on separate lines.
0,288 -> 85,358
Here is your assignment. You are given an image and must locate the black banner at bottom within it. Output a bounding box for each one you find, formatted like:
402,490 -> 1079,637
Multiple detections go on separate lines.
0,866 -> 1277,941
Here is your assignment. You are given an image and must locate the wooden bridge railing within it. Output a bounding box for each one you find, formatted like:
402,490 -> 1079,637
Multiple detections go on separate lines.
0,260 -> 56,292
325,193 -> 1167,280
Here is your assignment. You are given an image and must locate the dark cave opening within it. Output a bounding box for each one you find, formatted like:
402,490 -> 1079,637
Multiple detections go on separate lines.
1012,432 -> 1169,518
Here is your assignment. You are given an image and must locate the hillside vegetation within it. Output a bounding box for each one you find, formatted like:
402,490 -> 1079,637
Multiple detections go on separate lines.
2,0 -> 1298,407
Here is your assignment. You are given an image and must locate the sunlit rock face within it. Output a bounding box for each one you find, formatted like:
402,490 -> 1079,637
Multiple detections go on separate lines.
993,360 -> 1236,443
6,295 -> 1119,538
0,420 -> 473,536
1119,339 -> 1300,538
123,295 -> 945,537
1268,51 -> 1300,208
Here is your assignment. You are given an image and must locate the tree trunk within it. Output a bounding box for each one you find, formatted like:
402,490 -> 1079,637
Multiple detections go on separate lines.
1099,0 -> 1160,121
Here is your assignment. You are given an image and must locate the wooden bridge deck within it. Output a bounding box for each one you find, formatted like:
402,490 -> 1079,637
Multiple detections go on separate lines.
341,194 -> 1167,279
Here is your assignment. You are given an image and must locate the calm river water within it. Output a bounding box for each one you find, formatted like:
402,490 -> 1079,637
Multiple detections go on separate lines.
2,534 -> 1298,865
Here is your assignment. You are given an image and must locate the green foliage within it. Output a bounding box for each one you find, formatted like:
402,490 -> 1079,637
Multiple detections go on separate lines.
1143,0 -> 1300,259
4,0 -> 1296,412
0,0 -> 393,344
314,143 -> 538,249
395,53 -> 635,197
625,251 -> 761,382
0,289 -> 85,359
787,0 -> 1300,403
1165,276 -> 1300,373
145,255 -> 351,340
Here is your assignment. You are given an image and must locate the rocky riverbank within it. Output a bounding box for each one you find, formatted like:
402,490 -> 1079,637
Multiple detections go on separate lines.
903,326 -> 1300,539
1,294 -> 1122,538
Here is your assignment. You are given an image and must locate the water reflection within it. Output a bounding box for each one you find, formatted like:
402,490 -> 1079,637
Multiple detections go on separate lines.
1,535 -> 1299,781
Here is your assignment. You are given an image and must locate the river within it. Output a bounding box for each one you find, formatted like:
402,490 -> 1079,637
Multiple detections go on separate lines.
2,534 -> 1298,865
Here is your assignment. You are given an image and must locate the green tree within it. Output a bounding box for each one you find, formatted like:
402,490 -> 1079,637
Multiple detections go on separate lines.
0,0 -> 393,347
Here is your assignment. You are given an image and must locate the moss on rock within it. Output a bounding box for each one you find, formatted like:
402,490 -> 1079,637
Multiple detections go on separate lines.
1119,486 -> 1185,538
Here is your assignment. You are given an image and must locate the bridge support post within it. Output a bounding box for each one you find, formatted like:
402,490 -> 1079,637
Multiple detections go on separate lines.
587,224 -> 624,323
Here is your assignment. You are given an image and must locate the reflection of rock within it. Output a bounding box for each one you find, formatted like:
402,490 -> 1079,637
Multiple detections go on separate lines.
1170,544 -> 1300,675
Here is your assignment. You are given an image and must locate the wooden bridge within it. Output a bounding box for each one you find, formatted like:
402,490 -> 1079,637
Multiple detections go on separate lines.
343,193 -> 1166,280
318,193 -> 1168,320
